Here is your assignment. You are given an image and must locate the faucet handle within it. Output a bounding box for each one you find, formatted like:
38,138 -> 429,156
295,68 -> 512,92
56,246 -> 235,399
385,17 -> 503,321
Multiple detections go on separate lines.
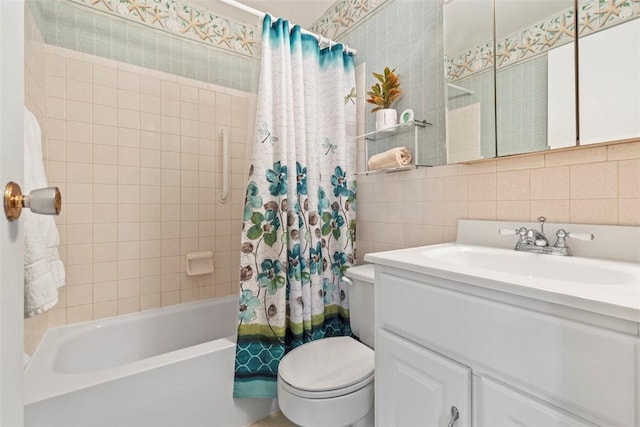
499,227 -> 528,242
567,231 -> 595,241
554,229 -> 595,248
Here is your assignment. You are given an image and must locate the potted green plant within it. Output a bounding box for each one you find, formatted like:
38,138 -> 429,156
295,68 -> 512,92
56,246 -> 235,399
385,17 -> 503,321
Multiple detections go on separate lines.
367,67 -> 403,131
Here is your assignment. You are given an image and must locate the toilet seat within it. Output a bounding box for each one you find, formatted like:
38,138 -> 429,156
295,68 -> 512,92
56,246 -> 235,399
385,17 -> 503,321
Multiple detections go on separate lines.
278,336 -> 374,399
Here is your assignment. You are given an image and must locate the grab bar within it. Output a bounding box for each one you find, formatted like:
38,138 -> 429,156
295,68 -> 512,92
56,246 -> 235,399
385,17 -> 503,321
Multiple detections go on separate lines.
218,127 -> 229,203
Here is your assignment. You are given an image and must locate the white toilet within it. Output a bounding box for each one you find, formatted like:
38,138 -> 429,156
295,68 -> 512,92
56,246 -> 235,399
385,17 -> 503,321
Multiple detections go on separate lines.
277,264 -> 375,427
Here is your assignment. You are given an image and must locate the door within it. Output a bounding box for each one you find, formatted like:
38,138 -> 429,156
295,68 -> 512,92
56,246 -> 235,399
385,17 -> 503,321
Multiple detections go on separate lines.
0,0 -> 25,425
475,376 -> 597,427
376,329 -> 471,427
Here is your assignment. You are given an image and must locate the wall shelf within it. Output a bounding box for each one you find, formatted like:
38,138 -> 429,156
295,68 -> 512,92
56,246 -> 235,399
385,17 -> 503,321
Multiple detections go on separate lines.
356,119 -> 432,175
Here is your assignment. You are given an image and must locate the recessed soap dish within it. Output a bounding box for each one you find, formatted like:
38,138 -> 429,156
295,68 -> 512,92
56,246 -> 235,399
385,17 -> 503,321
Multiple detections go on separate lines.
186,251 -> 214,276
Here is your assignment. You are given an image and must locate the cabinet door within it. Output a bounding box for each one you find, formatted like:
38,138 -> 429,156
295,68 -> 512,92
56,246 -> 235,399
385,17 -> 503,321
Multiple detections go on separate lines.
376,329 -> 471,427
475,376 -> 597,427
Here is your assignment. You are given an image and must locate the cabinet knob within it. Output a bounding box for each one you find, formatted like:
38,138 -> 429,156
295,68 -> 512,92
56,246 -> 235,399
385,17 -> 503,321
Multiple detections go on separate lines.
447,406 -> 460,427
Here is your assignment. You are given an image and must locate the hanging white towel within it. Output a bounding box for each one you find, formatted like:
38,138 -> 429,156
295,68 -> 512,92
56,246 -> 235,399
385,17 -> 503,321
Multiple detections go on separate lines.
23,107 -> 65,318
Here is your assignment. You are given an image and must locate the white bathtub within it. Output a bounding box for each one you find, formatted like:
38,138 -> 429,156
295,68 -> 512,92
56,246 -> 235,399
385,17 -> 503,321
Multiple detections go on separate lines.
24,296 -> 278,426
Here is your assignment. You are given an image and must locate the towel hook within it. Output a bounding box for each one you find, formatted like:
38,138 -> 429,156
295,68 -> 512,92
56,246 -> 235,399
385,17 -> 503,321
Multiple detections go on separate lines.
4,182 -> 61,221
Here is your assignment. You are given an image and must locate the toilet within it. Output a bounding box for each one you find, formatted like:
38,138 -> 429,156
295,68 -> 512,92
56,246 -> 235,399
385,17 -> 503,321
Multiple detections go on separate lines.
277,264 -> 375,427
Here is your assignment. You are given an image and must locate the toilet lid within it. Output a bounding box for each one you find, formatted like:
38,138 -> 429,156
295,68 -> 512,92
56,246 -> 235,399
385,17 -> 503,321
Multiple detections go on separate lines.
278,337 -> 374,392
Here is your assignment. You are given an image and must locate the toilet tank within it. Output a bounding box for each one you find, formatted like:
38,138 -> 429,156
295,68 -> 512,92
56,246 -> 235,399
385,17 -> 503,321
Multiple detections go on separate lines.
344,264 -> 375,349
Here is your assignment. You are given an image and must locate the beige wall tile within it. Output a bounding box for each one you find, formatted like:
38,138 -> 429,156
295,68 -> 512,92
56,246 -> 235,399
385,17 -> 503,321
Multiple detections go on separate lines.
66,57 -> 92,82
422,177 -> 443,201
117,297 -> 140,315
529,200 -> 570,223
468,172 -> 496,201
607,140 -> 640,161
468,201 -> 496,220
618,199 -> 640,226
426,163 -> 458,177
93,85 -> 117,107
497,170 -> 529,201
423,225 -> 444,245
93,301 -> 117,319
545,146 -> 607,167
141,294 -> 162,311
118,70 -> 140,92
570,199 -> 618,224
67,284 -> 93,307
66,304 -> 93,323
442,175 -> 468,201
442,201 -> 467,226
117,89 -> 140,111
529,166 -> 570,200
457,160 -> 496,175
497,201 -> 530,221
443,226 -> 457,242
619,159 -> 640,198
93,64 -> 117,88
67,79 -> 93,103
496,154 -> 544,171
570,162 -> 617,199
46,53 -> 65,77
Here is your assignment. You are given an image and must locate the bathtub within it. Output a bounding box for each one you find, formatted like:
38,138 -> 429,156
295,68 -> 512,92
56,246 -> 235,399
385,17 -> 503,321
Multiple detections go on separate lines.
24,296 -> 278,426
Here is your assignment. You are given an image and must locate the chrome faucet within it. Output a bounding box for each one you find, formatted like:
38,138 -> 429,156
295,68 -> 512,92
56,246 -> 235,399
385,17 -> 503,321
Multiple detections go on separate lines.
499,216 -> 594,256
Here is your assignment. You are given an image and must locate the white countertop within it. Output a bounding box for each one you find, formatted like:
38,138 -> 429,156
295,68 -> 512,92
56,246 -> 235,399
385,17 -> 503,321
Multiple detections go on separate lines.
365,243 -> 640,323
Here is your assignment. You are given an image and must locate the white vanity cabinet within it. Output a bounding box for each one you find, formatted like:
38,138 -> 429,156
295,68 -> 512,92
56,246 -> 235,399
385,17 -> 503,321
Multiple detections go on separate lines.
376,329 -> 471,427
374,267 -> 640,427
474,375 -> 596,426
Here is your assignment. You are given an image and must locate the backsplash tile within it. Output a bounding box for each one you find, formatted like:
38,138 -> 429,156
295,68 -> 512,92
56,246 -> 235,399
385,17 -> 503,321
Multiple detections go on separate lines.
356,140 -> 640,260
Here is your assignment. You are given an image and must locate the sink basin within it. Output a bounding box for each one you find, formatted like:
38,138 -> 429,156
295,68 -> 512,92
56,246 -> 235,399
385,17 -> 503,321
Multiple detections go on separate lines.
420,244 -> 638,286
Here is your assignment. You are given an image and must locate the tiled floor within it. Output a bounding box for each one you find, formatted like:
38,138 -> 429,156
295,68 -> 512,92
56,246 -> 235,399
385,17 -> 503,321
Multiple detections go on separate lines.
248,411 -> 297,427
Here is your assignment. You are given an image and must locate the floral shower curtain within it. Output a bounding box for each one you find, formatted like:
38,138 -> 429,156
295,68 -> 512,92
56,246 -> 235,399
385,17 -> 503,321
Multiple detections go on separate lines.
233,15 -> 357,399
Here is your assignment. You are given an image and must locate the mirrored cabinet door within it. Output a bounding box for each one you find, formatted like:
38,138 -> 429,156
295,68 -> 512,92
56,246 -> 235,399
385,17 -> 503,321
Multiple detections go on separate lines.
495,0 -> 576,157
444,0 -> 496,164
577,0 -> 640,145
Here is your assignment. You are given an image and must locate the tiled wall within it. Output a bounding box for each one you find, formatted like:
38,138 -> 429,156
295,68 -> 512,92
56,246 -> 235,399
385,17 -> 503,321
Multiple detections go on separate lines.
43,45 -> 250,323
340,0 -> 446,167
356,141 -> 640,259
24,39 -> 252,350
30,0 -> 256,92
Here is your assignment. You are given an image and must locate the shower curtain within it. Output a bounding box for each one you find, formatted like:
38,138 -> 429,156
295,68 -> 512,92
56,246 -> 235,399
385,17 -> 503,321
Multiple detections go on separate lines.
233,15 -> 357,399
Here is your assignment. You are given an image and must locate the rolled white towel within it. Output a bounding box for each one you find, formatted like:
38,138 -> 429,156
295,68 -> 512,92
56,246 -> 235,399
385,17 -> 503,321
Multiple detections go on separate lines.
367,146 -> 413,171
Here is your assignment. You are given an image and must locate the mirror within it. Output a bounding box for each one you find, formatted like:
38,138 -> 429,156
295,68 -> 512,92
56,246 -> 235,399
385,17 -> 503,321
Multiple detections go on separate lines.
577,1 -> 640,145
444,0 -> 496,163
495,0 -> 576,156
445,0 -> 640,164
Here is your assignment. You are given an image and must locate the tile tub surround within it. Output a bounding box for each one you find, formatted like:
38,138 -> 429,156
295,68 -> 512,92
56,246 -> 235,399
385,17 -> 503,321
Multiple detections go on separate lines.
355,140 -> 640,260
25,43 -> 252,348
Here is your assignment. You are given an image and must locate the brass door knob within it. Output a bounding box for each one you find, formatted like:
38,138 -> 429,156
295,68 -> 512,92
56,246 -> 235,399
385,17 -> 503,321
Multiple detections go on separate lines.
4,181 -> 62,221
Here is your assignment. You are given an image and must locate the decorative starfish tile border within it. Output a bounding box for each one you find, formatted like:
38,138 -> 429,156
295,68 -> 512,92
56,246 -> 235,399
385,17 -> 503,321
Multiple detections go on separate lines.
69,0 -> 258,57
447,0 -> 640,83
309,0 -> 390,40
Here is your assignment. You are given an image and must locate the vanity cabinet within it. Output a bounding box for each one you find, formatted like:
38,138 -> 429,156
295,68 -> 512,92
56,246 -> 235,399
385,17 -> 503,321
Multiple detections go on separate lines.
376,329 -> 471,427
374,268 -> 640,427
475,376 -> 596,427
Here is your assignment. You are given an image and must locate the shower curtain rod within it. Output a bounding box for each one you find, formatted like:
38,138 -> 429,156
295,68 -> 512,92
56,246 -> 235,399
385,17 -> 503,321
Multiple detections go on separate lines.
218,0 -> 357,54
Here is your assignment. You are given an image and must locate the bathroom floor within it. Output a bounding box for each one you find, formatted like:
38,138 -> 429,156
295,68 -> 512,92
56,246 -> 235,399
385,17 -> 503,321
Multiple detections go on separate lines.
249,411 -> 297,427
